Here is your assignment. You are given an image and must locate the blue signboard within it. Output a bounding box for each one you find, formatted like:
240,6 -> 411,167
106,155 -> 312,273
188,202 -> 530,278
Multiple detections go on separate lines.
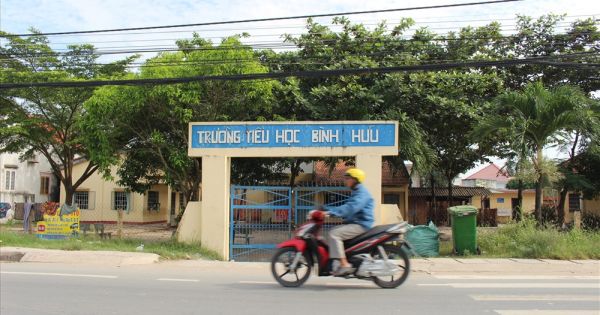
190,123 -> 396,149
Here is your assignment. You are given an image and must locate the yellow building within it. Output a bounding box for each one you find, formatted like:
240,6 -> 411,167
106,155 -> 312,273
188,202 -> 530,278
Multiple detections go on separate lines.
582,197 -> 600,216
59,159 -> 181,225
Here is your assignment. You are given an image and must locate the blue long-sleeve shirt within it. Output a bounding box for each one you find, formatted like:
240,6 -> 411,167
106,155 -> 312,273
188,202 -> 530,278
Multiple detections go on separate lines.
324,184 -> 374,229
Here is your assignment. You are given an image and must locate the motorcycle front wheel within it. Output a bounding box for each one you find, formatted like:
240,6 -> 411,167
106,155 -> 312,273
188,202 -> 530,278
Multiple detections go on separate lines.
271,247 -> 311,287
370,245 -> 410,289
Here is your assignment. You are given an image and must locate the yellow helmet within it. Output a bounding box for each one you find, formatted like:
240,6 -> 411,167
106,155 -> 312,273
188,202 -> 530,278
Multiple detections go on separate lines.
345,168 -> 366,183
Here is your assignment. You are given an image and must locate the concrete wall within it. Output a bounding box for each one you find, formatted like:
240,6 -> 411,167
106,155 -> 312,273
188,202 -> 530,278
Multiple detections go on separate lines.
176,201 -> 202,244
582,197 -> 600,216
0,152 -> 54,205
381,204 -> 403,224
59,161 -> 169,224
382,186 -> 408,222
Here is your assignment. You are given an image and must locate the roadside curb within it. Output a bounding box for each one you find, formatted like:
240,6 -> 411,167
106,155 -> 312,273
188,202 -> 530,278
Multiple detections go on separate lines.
0,250 -> 25,262
0,247 -> 160,266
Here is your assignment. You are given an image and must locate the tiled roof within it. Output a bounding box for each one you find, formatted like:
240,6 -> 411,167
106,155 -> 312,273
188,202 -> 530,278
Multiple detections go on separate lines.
465,163 -> 510,182
313,160 -> 410,186
410,186 -> 492,197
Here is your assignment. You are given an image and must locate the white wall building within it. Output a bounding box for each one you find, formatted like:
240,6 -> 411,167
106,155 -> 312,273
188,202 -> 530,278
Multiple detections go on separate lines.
0,152 -> 57,205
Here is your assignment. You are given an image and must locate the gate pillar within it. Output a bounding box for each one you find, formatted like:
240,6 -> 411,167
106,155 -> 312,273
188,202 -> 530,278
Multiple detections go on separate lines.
201,155 -> 231,259
356,154 -> 383,225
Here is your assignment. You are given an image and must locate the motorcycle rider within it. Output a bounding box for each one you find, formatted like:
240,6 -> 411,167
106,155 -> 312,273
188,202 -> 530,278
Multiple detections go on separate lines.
322,168 -> 374,276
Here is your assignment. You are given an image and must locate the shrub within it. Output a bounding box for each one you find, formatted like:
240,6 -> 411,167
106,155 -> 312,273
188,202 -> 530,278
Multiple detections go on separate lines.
582,212 -> 600,231
478,217 -> 600,259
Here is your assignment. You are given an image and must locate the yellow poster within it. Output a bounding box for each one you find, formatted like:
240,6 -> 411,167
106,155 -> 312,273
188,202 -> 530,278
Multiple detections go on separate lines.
36,203 -> 80,240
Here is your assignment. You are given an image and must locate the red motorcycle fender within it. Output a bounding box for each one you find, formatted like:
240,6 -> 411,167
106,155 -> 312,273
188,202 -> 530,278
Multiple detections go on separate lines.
277,239 -> 307,252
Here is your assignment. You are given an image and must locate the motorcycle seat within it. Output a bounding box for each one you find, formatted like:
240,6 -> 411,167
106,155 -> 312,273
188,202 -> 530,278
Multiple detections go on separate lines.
343,224 -> 398,248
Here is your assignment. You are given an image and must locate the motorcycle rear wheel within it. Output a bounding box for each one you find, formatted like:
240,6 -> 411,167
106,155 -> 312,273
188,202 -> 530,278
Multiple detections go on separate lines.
271,247 -> 311,287
370,245 -> 410,289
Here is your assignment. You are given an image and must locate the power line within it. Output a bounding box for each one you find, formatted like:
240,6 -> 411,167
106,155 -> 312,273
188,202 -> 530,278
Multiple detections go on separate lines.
4,30 -> 597,59
5,0 -> 522,37
5,18 -> 588,44
2,55 -> 597,89
8,22 -> 589,51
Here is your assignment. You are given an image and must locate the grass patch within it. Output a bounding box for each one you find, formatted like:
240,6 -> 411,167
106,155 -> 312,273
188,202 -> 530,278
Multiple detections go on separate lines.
478,218 -> 600,259
0,226 -> 221,260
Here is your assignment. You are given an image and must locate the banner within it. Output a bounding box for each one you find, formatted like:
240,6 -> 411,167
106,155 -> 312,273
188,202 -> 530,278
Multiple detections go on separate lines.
36,203 -> 80,240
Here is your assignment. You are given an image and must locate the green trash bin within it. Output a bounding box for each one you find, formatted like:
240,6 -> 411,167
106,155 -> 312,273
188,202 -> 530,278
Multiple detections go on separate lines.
447,205 -> 479,255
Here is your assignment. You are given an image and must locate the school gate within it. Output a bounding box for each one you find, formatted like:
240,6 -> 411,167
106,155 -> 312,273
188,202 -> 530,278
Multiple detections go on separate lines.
230,185 -> 352,262
178,121 -> 399,261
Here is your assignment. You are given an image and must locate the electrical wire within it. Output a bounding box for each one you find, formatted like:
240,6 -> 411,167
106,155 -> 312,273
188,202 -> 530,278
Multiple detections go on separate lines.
4,0 -> 522,37
1,54 -> 598,89
4,29 -> 597,60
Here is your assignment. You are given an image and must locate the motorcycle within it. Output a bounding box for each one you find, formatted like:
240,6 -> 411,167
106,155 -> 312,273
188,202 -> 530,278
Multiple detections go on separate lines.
271,210 -> 411,289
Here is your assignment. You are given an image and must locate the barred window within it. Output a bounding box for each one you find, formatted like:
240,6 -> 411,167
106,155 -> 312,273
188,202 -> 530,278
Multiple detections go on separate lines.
568,193 -> 581,212
74,191 -> 89,210
179,192 -> 185,211
113,191 -> 129,211
147,191 -> 160,211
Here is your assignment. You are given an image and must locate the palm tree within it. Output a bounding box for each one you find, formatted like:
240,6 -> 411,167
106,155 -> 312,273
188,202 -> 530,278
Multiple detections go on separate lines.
474,82 -> 585,223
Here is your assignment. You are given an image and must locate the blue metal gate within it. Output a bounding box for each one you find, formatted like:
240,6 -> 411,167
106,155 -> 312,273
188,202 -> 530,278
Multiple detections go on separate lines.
229,185 -> 350,262
230,185 -> 292,261
294,186 -> 351,229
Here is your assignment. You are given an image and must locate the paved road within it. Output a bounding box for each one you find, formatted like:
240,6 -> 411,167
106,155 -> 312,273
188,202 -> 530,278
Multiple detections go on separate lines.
1,261 -> 599,315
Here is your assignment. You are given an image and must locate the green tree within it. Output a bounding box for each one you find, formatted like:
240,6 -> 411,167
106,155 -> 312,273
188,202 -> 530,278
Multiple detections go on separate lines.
0,29 -> 136,205
84,35 -> 276,204
554,98 -> 600,224
475,82 -> 590,222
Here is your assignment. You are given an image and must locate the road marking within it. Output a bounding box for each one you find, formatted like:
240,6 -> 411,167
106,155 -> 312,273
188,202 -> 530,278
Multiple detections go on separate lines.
435,275 -> 600,280
471,295 -> 600,301
239,280 -> 277,285
495,311 -> 600,315
419,283 -> 600,289
0,271 -> 117,279
324,282 -> 375,288
239,280 -> 373,288
156,278 -> 199,282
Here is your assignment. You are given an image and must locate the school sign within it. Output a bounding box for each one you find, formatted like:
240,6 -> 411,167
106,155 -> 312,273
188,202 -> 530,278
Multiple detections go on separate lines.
189,121 -> 398,157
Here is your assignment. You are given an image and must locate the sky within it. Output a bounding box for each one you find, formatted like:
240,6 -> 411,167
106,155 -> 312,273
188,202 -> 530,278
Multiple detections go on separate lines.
1,0 -> 598,178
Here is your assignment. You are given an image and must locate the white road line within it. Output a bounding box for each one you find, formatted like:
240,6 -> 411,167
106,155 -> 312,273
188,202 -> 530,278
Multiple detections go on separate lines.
238,280 -> 373,288
156,278 -> 199,282
239,280 -> 277,285
0,271 -> 117,279
471,295 -> 600,301
418,283 -> 600,289
324,282 -> 375,288
495,310 -> 600,315
435,275 -> 600,280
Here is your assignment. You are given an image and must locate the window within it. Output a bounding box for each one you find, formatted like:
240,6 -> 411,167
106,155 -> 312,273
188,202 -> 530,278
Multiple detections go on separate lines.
5,170 -> 16,191
179,192 -> 185,211
40,176 -> 50,195
497,198 -> 505,204
73,191 -> 93,210
568,193 -> 581,212
112,191 -> 129,211
147,191 -> 160,211
383,193 -> 400,205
